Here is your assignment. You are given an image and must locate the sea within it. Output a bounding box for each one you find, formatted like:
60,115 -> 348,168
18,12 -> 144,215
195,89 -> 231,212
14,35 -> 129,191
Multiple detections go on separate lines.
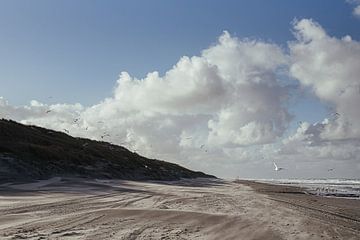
255,179 -> 360,199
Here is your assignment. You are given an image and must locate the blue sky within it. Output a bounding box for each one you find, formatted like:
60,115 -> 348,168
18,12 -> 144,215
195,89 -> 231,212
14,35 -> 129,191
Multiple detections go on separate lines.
0,0 -> 358,107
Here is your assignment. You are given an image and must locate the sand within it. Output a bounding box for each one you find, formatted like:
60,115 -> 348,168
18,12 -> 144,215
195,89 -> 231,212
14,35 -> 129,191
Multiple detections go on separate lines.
0,178 -> 359,239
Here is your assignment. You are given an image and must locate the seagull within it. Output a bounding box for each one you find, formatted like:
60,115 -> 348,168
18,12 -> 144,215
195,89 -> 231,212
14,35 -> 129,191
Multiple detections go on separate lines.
332,112 -> 340,120
273,162 -> 284,171
63,129 -> 69,134
200,144 -> 205,149
82,143 -> 89,147
46,110 -> 52,114
73,118 -> 80,123
101,133 -> 110,139
339,89 -> 346,95
327,168 -> 334,172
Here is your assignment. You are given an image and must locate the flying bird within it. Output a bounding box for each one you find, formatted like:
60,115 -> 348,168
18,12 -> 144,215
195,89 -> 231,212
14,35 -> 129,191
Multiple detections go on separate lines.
63,129 -> 69,134
273,162 -> 284,171
73,118 -> 80,123
200,144 -> 205,149
332,112 -> 340,120
339,89 -> 346,95
327,168 -> 334,172
101,133 -> 110,139
46,110 -> 52,114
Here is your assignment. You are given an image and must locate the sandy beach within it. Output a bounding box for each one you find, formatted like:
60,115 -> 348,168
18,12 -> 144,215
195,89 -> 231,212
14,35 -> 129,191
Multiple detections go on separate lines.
0,178 -> 359,240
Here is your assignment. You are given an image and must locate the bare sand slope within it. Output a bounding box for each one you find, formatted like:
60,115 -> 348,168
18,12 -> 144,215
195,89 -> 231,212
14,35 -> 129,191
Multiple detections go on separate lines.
0,178 -> 359,240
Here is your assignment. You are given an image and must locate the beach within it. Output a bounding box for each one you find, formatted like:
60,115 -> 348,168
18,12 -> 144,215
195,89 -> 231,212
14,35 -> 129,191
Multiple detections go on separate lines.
0,178 -> 359,239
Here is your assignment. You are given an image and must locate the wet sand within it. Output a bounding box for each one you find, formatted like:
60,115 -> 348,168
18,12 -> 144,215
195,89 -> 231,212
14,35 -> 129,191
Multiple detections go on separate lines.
0,178 -> 359,239
237,180 -> 360,236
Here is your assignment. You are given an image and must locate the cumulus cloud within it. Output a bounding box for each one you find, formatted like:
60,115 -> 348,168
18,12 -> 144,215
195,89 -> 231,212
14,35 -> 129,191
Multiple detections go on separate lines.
0,31 -> 291,173
275,19 -> 360,172
84,32 -> 290,150
203,32 -> 291,146
82,32 -> 291,155
279,120 -> 360,166
290,19 -> 360,141
1,19 -> 360,178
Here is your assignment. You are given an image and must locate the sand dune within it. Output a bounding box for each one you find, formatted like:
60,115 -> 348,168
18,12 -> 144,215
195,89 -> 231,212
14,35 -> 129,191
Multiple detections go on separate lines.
0,178 -> 359,239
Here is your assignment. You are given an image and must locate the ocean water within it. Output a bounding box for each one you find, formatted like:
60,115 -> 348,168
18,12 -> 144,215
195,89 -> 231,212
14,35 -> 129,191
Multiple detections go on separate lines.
256,179 -> 360,199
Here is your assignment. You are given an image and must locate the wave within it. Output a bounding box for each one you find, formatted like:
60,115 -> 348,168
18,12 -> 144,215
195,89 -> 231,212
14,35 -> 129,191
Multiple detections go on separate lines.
254,178 -> 360,199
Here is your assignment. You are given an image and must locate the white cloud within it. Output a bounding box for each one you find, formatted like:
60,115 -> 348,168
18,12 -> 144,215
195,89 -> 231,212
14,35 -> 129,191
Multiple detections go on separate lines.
82,31 -> 291,152
290,19 -> 360,141
347,0 -> 360,17
2,19 -> 360,178
354,5 -> 360,17
275,19 -> 360,173
0,32 -> 291,175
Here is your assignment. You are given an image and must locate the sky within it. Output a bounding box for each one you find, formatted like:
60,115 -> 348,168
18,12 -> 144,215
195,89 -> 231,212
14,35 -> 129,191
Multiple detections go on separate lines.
1,0 -> 360,179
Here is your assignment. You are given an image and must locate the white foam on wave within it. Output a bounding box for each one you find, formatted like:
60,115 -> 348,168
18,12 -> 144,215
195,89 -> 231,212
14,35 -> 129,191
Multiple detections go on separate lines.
254,178 -> 360,199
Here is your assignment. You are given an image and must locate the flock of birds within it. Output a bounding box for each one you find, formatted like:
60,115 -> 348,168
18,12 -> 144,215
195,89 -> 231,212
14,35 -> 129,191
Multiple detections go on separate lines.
44,107 -> 210,155
44,102 -> 339,173
44,108 -> 125,150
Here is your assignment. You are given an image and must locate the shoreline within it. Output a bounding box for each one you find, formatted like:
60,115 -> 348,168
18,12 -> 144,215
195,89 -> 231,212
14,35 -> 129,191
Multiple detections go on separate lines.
245,178 -> 360,199
236,180 -> 360,234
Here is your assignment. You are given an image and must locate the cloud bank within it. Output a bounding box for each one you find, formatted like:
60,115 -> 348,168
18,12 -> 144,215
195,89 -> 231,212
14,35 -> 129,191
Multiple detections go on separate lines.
1,19 -> 360,178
